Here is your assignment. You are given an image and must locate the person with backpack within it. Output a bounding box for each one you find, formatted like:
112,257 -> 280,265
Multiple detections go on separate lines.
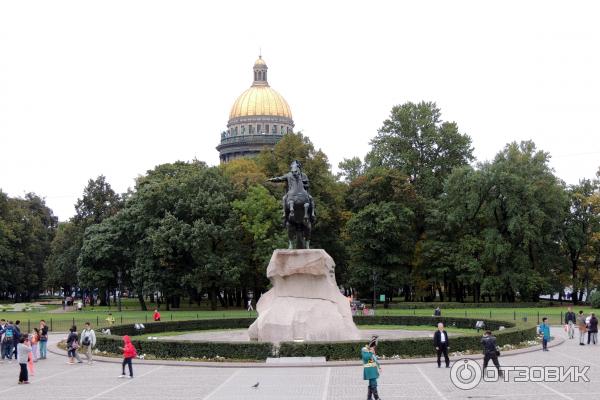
0,321 -> 14,362
1,320 -> 15,362
39,320 -> 49,359
66,325 -> 82,364
81,322 -> 97,364
118,335 -> 137,378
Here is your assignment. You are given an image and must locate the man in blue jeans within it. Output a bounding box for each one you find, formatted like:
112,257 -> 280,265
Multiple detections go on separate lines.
0,320 -> 16,361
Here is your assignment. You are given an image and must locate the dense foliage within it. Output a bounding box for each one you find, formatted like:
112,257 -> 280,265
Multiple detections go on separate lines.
2,101 -> 600,306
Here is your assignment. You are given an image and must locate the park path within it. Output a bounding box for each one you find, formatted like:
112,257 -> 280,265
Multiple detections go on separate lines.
1,326 -> 597,400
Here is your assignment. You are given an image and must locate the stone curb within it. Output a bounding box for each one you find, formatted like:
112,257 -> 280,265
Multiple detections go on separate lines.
48,333 -> 565,369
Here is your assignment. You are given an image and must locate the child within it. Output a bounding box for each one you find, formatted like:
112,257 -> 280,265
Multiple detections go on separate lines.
17,337 -> 32,384
118,335 -> 137,379
539,317 -> 551,351
153,309 -> 161,322
361,336 -> 381,400
30,328 -> 40,362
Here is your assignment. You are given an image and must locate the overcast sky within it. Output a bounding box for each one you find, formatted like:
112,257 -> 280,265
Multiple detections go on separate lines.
1,0 -> 599,221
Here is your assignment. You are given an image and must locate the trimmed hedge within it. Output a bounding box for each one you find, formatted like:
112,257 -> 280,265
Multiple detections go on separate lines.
109,318 -> 255,336
353,315 -> 514,330
383,302 -> 552,309
278,325 -> 537,360
97,316 -> 534,361
96,335 -> 272,360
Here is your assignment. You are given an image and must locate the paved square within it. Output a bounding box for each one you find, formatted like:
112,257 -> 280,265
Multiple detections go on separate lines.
0,327 -> 598,399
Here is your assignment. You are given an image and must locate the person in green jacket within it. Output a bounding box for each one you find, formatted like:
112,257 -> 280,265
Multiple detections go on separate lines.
361,336 -> 382,400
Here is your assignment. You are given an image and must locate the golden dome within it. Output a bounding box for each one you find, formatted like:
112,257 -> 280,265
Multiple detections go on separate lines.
254,56 -> 267,66
229,85 -> 292,120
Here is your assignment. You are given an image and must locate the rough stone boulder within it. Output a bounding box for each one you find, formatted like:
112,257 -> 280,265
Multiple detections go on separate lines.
248,249 -> 361,343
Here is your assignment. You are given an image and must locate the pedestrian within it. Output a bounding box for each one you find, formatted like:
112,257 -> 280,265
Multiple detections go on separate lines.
433,322 -> 450,368
105,313 -> 115,327
433,306 -> 441,317
565,306 -> 576,340
539,317 -> 551,351
81,322 -> 97,364
247,299 -> 254,312
118,335 -> 137,379
29,328 -> 40,362
588,313 -> 598,345
361,337 -> 381,400
17,337 -> 32,384
481,330 -> 502,375
39,320 -> 49,359
0,319 -> 6,362
12,320 -> 21,360
66,325 -> 82,364
1,319 -> 15,363
153,309 -> 161,322
577,311 -> 587,346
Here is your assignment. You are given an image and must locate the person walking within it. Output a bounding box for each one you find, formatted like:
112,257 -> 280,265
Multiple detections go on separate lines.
481,330 -> 501,375
0,320 -> 15,363
361,337 -> 382,400
66,326 -> 82,364
433,322 -> 450,368
39,320 -> 49,359
539,317 -> 551,351
12,320 -> 21,360
17,337 -> 32,384
433,306 -> 441,317
81,322 -> 97,364
0,319 -> 6,363
588,313 -> 598,345
577,311 -> 587,346
565,307 -> 576,339
29,328 -> 40,362
118,335 -> 137,379
247,299 -> 254,312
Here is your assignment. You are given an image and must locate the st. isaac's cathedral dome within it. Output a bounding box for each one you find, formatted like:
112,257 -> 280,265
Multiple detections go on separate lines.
217,56 -> 294,163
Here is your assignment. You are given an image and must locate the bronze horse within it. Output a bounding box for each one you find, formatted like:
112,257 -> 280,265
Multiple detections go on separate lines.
268,160 -> 315,249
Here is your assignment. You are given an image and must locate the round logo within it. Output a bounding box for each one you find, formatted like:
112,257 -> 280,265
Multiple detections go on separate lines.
450,358 -> 482,390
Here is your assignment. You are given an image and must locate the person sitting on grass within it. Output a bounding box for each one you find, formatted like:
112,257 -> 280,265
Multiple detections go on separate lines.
105,313 -> 115,327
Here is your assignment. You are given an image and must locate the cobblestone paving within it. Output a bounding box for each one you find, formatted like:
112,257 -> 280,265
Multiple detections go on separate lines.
0,326 -> 598,399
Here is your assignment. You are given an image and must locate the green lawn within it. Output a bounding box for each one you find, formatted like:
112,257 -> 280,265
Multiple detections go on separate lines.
358,324 -> 480,335
1,302 -> 591,333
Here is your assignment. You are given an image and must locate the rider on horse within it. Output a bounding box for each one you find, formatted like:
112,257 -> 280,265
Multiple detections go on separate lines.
268,160 -> 316,223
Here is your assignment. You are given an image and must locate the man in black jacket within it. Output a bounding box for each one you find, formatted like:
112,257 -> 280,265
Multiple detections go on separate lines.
433,322 -> 450,368
481,330 -> 501,374
565,307 -> 576,340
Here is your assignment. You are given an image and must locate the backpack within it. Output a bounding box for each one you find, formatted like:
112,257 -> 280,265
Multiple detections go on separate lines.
3,327 -> 13,343
82,330 -> 91,346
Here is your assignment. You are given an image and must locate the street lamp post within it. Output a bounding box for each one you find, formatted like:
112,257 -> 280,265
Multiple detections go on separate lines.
117,269 -> 122,312
372,270 -> 377,310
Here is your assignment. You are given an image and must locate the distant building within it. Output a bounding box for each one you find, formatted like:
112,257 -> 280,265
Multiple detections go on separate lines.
217,56 -> 294,163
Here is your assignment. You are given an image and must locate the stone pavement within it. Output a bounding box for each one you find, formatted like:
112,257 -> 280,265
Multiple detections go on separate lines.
0,326 -> 598,399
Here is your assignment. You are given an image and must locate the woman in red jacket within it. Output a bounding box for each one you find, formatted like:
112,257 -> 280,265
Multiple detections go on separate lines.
118,335 -> 137,378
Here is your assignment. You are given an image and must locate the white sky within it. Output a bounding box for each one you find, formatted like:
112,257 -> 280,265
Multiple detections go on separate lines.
1,0 -> 599,221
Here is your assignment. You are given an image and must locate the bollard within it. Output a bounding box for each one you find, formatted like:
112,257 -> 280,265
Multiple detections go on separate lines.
537,311 -> 540,324
489,310 -> 492,318
560,311 -> 563,324
50,318 -> 53,332
514,311 -> 516,321
97,316 -> 99,326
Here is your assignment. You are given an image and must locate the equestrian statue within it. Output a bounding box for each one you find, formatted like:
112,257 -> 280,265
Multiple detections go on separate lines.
268,160 -> 316,249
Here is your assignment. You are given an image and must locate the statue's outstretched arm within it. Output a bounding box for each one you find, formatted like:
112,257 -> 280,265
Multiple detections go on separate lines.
268,175 -> 287,182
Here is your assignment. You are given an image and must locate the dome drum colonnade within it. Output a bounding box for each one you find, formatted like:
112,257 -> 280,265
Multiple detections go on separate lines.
217,56 -> 294,163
